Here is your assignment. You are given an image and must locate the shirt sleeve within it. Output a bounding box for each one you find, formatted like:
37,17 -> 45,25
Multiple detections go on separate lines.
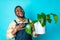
6,21 -> 16,39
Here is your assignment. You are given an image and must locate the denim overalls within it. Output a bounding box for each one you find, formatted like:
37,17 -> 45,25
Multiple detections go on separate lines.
14,20 -> 32,40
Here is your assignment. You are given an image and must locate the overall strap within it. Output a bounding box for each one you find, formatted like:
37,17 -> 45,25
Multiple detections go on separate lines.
28,19 -> 30,23
14,20 -> 19,26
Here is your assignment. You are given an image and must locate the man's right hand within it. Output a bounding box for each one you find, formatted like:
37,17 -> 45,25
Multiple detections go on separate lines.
11,23 -> 24,35
11,26 -> 19,35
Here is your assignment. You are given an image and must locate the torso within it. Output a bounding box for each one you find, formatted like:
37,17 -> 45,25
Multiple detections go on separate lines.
14,18 -> 32,40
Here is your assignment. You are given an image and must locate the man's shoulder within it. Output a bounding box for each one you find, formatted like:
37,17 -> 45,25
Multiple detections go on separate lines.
9,20 -> 16,25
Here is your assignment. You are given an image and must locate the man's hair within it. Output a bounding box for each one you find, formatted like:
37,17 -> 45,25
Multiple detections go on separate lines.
14,6 -> 25,18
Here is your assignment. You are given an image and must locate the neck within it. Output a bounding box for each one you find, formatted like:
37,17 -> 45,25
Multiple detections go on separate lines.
18,17 -> 25,21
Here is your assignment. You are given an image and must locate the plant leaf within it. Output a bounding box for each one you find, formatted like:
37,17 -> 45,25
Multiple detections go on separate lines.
38,13 -> 46,27
25,24 -> 32,35
32,20 -> 37,24
46,14 -> 50,20
54,15 -> 58,23
51,13 -> 58,23
48,19 -> 52,23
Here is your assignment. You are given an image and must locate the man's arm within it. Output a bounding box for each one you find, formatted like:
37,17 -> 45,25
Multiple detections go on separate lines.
32,24 -> 39,37
12,23 -> 26,35
29,19 -> 39,37
6,21 -> 16,39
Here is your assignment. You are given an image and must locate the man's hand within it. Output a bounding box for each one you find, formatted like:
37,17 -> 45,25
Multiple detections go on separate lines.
12,23 -> 25,35
33,31 -> 39,37
11,26 -> 19,35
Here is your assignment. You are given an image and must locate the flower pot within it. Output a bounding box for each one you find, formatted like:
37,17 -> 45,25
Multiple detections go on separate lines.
34,21 -> 45,34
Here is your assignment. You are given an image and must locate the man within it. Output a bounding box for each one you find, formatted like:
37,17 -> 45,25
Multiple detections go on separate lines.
6,6 -> 38,40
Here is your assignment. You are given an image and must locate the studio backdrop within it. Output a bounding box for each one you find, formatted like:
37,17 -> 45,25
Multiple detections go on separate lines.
0,0 -> 60,40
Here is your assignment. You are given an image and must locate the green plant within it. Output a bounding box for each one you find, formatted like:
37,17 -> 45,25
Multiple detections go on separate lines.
25,12 -> 58,35
30,12 -> 58,27
38,13 -> 58,27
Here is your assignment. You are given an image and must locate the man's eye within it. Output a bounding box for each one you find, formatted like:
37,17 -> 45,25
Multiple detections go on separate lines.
16,10 -> 23,12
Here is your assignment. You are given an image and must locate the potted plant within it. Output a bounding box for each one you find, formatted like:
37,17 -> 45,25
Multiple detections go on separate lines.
25,12 -> 58,35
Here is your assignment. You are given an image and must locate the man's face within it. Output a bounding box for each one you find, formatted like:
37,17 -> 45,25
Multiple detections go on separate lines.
15,7 -> 24,18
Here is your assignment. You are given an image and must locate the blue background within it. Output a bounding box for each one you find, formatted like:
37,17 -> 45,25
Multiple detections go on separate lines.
0,0 -> 60,40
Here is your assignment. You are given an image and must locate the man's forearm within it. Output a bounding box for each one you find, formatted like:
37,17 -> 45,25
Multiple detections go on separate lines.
11,28 -> 17,35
